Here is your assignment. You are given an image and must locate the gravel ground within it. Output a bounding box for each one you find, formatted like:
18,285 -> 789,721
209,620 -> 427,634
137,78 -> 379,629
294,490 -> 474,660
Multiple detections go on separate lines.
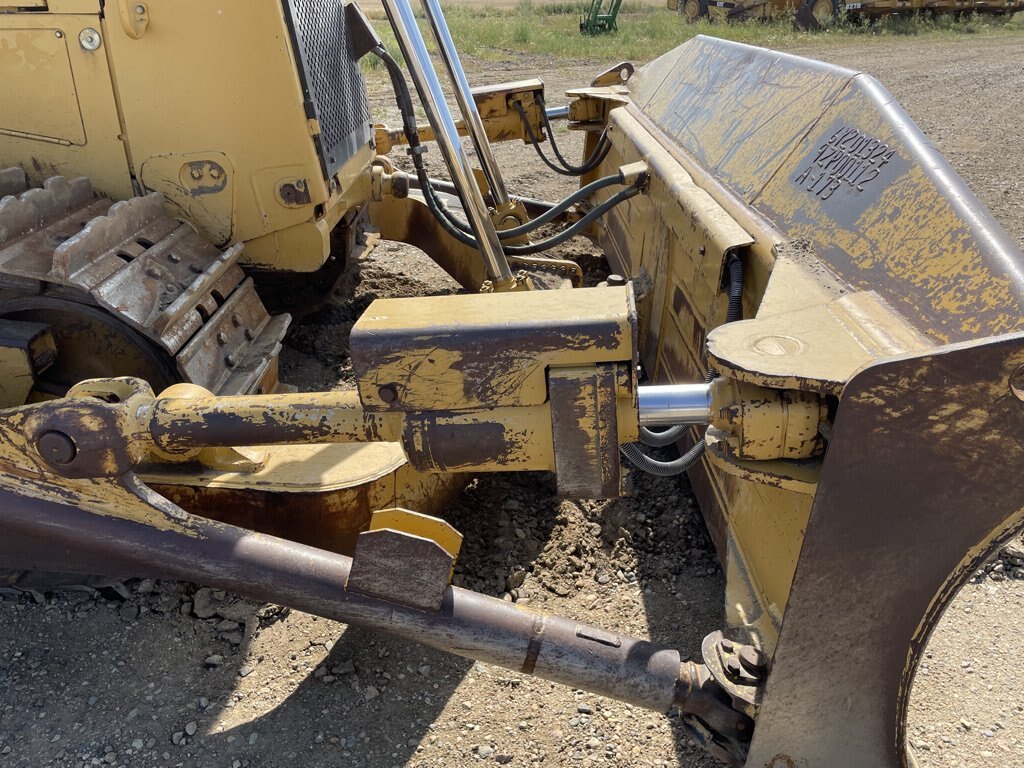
3,33 -> 1024,768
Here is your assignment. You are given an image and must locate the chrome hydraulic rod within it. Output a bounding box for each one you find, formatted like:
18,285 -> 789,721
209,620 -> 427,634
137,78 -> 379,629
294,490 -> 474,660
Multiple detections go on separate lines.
545,105 -> 570,121
379,0 -> 515,287
418,0 -> 512,209
637,383 -> 713,426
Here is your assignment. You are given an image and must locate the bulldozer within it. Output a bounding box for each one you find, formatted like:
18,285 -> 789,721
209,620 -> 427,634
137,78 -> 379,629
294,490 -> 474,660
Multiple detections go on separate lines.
1,2 -> 1022,766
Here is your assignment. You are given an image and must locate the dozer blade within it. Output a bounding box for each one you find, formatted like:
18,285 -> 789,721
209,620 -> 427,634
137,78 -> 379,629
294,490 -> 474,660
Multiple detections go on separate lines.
620,35 -> 1024,346
747,331 -> 1024,767
583,34 -> 1024,764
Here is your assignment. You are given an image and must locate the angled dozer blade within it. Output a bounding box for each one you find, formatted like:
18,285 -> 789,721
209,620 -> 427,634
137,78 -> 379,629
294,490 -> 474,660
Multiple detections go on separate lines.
579,34 -> 1024,765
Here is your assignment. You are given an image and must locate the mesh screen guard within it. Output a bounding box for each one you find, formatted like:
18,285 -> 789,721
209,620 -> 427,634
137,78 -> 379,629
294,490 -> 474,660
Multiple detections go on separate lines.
282,0 -> 373,178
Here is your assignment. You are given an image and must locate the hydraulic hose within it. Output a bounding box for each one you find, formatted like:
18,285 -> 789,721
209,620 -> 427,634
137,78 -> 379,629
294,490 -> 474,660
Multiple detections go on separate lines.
430,169 -> 630,240
513,100 -> 612,177
498,172 -> 627,237
372,46 -> 483,248
374,45 -> 638,256
503,186 -> 639,255
620,441 -> 707,478
639,424 -> 687,447
374,46 -> 419,154
373,45 -> 440,212
426,184 -> 641,256
625,253 -> 745,474
414,177 -> 556,217
537,94 -> 610,175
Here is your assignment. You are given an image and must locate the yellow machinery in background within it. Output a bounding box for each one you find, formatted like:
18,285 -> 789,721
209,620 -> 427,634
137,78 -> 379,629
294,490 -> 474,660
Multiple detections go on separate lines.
1,2 -> 1023,766
678,0 -> 1023,29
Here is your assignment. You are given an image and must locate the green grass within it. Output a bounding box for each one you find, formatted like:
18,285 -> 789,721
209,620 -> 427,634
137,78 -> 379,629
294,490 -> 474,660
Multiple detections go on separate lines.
359,5 -> 1023,70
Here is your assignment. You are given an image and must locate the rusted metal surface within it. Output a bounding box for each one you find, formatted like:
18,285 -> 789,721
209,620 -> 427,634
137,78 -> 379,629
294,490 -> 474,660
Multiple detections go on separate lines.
0,486 -> 744,736
347,525 -> 457,612
700,630 -> 765,720
145,387 -> 399,454
0,318 -> 55,406
0,171 -> 289,396
746,332 -> 1024,767
549,363 -> 623,498
350,286 -> 637,412
146,447 -> 465,558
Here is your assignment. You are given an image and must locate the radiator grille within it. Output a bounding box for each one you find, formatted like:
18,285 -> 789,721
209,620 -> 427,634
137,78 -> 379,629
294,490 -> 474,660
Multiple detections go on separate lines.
283,0 -> 372,179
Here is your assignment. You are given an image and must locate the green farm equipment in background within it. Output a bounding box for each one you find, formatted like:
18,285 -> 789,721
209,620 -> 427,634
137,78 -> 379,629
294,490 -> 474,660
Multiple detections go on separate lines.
581,0 -> 624,33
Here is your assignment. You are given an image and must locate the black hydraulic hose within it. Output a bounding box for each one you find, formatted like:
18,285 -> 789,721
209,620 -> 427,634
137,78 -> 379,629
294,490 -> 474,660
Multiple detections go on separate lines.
537,94 -> 611,175
500,186 -> 641,255
503,186 -> 641,254
639,424 -> 686,447
428,170 -> 630,240
706,252 -> 744,380
428,185 -> 641,256
498,172 -> 626,238
513,100 -> 612,177
434,185 -> 634,257
373,45 -> 447,217
416,177 -> 556,217
626,253 -> 745,473
726,251 -> 743,326
373,45 -> 633,252
620,441 -> 707,478
371,46 -> 481,245
373,46 -> 420,159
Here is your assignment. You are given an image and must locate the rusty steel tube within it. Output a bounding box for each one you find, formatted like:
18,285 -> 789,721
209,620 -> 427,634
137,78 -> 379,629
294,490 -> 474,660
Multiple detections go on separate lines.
3,491 -> 688,713
144,390 -> 402,453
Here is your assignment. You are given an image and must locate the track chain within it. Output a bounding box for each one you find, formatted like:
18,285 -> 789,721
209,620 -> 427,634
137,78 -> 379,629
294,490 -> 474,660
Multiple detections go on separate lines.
0,169 -> 290,395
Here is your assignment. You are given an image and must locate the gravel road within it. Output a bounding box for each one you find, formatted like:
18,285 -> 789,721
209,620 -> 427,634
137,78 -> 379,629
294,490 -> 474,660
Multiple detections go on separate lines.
2,32 -> 1023,768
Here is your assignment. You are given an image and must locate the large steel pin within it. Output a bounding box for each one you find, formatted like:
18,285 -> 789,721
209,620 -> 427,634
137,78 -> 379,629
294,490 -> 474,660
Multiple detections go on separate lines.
637,383 -> 713,426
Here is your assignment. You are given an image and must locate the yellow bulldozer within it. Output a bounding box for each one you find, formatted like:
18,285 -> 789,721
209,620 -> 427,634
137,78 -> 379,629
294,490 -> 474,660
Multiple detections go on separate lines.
1,2 -> 1022,766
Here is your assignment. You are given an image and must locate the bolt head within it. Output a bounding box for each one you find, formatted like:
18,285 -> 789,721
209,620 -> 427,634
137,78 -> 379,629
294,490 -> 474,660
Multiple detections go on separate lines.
378,384 -> 398,404
738,645 -> 768,675
37,431 -> 77,466
79,28 -> 101,51
135,3 -> 146,13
